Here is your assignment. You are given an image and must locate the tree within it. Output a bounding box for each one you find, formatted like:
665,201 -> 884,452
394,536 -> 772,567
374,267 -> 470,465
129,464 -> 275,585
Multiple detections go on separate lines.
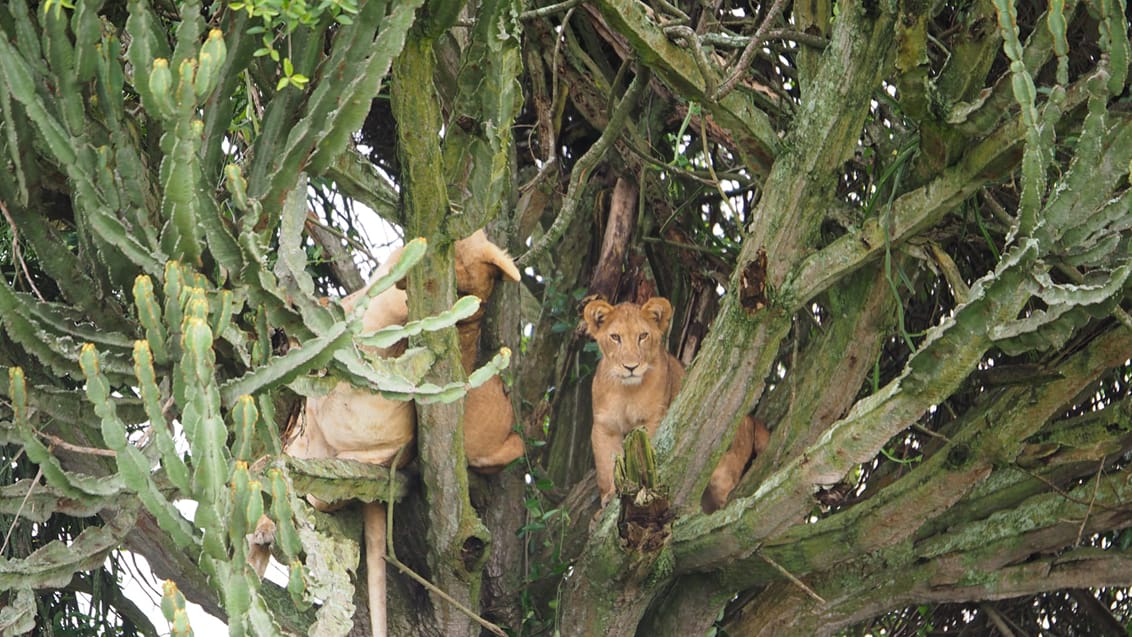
1,0 -> 1131,635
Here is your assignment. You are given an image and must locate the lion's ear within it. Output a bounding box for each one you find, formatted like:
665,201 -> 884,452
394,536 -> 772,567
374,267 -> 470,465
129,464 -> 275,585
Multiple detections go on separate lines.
583,300 -> 615,335
641,297 -> 673,331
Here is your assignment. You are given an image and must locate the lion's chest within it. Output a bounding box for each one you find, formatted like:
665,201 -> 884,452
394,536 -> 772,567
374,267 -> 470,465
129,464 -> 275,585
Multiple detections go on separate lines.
591,365 -> 673,436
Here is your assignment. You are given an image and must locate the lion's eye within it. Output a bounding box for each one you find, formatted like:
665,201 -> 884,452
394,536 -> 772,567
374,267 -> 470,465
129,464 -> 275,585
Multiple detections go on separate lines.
610,334 -> 621,344
638,333 -> 648,343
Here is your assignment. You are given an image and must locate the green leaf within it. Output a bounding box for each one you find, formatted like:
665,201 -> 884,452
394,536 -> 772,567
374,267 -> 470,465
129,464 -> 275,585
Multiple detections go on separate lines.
356,294 -> 480,349
344,237 -> 428,323
274,173 -> 317,300
0,587 -> 35,636
220,320 -> 351,407
0,510 -> 135,590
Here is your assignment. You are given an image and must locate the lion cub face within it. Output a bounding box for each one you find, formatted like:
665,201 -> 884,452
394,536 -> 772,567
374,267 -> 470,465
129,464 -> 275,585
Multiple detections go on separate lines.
583,298 -> 674,385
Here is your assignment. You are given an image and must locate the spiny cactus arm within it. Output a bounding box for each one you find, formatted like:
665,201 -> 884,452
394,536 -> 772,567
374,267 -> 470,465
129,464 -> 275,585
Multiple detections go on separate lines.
16,292 -> 135,354
160,581 -> 194,637
91,16 -> 125,131
70,3 -> 105,81
0,36 -> 164,278
213,461 -> 291,637
0,480 -> 117,523
327,342 -> 512,405
179,317 -> 229,558
0,588 -> 34,635
40,5 -> 84,135
200,14 -> 256,178
328,347 -> 431,400
344,237 -> 428,323
1040,85 -> 1132,248
134,340 -> 192,494
302,0 -> 426,176
0,77 -> 29,206
356,295 -> 481,349
1094,0 -> 1129,95
992,0 -> 1050,239
0,506 -> 138,590
220,320 -> 350,408
273,173 -> 321,304
989,76 -> 1132,353
1059,190 -> 1132,264
0,361 -> 122,446
79,345 -> 198,549
125,0 -> 173,118
440,0 -> 523,234
414,348 -> 512,404
6,1 -> 42,62
170,0 -> 204,71
992,264 -> 1132,355
293,494 -> 360,635
4,368 -> 125,500
0,279 -> 88,381
157,80 -> 207,266
134,274 -> 170,365
235,228 -> 323,341
158,28 -> 240,272
1,204 -> 116,327
286,456 -> 411,505
254,0 -> 423,205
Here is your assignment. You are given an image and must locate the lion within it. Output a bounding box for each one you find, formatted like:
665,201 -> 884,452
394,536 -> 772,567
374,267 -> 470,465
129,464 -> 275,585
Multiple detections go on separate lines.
583,297 -> 769,512
283,230 -> 523,637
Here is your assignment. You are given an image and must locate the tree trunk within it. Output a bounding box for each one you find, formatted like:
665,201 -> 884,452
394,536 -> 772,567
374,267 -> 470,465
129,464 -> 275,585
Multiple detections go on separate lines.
392,31 -> 485,637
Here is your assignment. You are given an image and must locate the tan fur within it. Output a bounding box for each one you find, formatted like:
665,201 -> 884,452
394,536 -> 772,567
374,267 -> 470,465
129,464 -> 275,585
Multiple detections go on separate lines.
451,230 -> 524,472
701,416 -> 770,512
583,297 -> 767,511
283,230 -> 523,637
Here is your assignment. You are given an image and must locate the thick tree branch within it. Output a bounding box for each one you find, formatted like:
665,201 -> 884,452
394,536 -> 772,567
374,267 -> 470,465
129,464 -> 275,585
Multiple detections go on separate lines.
680,319 -> 1132,577
655,0 -> 899,514
588,0 -> 780,174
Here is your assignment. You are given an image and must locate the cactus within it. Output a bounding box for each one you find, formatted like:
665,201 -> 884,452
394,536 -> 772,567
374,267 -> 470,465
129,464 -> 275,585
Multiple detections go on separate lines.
992,0 -> 1049,239
1,179 -> 502,637
0,1 -> 521,634
161,581 -> 194,637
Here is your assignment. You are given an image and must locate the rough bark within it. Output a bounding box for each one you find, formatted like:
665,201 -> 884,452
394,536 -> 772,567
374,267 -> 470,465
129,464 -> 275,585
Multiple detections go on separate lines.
588,176 -> 639,302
